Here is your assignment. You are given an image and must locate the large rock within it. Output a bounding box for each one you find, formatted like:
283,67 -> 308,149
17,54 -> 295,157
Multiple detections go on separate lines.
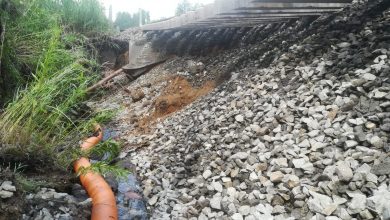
211,181 -> 223,192
238,205 -> 251,216
347,192 -> 367,214
210,195 -> 222,210
230,152 -> 249,160
371,162 -> 390,175
0,190 -> 13,199
269,171 -> 284,183
130,89 -> 145,102
367,184 -> 390,216
231,213 -> 244,220
308,191 -> 336,215
203,170 -> 212,179
0,181 -> 16,192
369,136 -> 384,148
235,115 -> 244,123
335,162 -> 353,182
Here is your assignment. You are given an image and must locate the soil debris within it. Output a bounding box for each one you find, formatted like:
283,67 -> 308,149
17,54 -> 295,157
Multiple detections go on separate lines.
137,76 -> 215,132
153,76 -> 214,117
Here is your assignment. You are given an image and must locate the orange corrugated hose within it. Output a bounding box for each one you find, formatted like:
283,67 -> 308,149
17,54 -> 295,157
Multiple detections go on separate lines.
73,125 -> 118,220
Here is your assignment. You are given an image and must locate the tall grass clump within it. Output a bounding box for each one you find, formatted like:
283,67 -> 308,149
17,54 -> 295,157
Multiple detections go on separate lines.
0,0 -> 110,104
0,0 -> 112,168
1,30 -> 94,143
0,29 -> 99,160
0,0 -> 60,103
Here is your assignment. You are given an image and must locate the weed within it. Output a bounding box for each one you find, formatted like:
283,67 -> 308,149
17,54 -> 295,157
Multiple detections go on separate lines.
89,139 -> 121,162
0,41 -> 98,146
0,161 -> 27,174
61,139 -> 129,179
78,162 -> 129,180
15,175 -> 45,193
0,0 -> 126,185
86,110 -> 116,131
87,140 -> 130,180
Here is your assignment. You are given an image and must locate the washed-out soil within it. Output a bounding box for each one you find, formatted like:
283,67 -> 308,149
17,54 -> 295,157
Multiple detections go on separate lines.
154,76 -> 215,117
137,76 -> 215,132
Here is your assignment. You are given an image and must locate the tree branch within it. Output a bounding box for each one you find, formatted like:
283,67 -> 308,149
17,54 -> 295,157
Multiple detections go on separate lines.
86,68 -> 124,93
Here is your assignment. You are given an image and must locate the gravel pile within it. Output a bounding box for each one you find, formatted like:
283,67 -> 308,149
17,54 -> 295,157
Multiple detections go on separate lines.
22,188 -> 91,220
116,1 -> 390,219
0,181 -> 16,199
0,177 -> 91,220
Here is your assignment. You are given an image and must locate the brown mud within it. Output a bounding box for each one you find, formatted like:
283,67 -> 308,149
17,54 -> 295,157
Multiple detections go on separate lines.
136,76 -> 215,133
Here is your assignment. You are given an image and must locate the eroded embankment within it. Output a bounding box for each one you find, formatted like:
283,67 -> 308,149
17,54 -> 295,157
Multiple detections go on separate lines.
2,0 -> 389,219
90,0 -> 390,219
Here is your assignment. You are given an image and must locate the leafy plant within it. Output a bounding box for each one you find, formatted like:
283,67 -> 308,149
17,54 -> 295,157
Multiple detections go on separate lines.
89,140 -> 121,161
89,109 -> 117,124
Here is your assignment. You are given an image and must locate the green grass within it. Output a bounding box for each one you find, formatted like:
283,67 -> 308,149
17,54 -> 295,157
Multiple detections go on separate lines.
0,28 -> 100,161
78,162 -> 129,179
0,0 -> 60,103
58,139 -> 129,179
0,0 -> 116,172
0,0 -> 111,104
77,140 -> 129,179
16,175 -> 46,193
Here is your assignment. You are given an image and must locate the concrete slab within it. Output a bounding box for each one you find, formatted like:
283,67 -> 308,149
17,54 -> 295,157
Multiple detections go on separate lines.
179,21 -> 286,29
194,17 -> 300,23
241,2 -> 349,10
218,9 -> 340,15
213,14 -> 321,18
185,19 -> 292,26
193,18 -> 294,24
142,0 -> 351,31
252,0 -> 351,2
